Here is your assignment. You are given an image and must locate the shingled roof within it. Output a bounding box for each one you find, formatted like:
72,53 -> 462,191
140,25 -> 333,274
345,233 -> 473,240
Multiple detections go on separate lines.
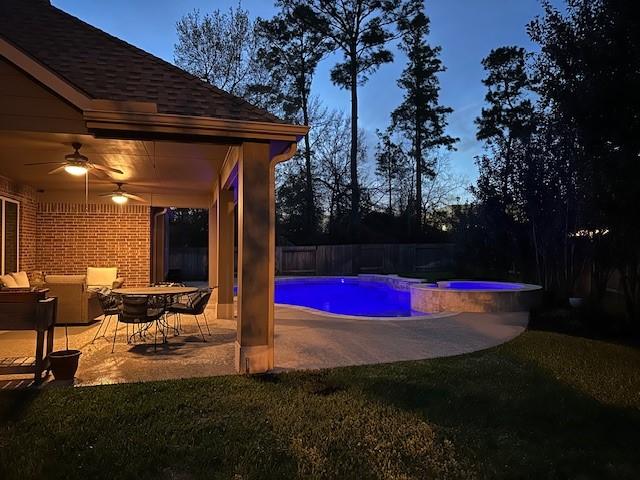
0,0 -> 283,123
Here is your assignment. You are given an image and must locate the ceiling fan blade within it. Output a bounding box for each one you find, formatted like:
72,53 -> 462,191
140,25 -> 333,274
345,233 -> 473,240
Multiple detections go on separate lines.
122,193 -> 147,203
88,168 -> 108,178
47,165 -> 67,175
89,163 -> 124,175
97,192 -> 114,197
25,161 -> 65,166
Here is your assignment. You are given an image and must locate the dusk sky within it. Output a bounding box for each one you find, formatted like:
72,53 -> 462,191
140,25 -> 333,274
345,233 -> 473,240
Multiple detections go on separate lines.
52,0 -> 561,189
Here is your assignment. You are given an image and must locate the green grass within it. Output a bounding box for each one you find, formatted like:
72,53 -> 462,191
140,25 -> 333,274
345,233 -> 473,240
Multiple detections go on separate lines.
1,331 -> 639,479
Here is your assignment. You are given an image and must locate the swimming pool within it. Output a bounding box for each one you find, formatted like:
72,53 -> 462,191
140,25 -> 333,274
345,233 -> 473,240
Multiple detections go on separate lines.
275,277 -> 425,317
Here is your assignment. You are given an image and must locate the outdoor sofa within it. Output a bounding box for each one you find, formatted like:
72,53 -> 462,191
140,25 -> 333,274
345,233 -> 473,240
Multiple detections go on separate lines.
0,267 -> 124,324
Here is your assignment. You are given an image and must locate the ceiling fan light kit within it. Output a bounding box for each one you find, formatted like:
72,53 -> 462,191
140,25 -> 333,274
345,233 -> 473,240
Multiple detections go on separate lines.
99,183 -> 146,205
25,142 -> 124,178
63,162 -> 88,176
111,193 -> 128,205
25,142 -> 144,204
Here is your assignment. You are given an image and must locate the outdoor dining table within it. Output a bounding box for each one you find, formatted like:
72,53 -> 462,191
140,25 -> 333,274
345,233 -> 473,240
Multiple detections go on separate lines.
112,286 -> 199,297
111,286 -> 201,341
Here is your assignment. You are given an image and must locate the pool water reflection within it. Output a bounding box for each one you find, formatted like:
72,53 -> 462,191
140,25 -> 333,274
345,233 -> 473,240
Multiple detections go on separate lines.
274,278 -> 425,317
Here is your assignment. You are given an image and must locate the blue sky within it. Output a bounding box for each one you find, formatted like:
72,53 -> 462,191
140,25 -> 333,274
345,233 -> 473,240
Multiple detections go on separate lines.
52,0 -> 557,186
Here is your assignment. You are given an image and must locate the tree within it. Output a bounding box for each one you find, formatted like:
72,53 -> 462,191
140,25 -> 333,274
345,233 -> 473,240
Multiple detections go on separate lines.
391,0 -> 457,233
475,46 -> 536,207
374,129 -> 408,214
296,0 -> 405,239
314,110 -> 354,239
257,2 -> 331,239
529,0 -> 640,327
174,4 -> 260,97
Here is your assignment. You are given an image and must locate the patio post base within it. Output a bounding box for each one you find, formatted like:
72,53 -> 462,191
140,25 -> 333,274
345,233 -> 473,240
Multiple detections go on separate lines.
235,341 -> 273,374
217,303 -> 234,319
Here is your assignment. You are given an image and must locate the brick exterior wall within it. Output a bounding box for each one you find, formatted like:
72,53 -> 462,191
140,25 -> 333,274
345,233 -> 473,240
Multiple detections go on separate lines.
36,203 -> 151,287
0,175 -> 37,272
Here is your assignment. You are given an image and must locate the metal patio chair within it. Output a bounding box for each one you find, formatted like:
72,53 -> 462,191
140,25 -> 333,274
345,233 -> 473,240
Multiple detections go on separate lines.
111,295 -> 165,352
92,291 -> 121,343
166,290 -> 212,342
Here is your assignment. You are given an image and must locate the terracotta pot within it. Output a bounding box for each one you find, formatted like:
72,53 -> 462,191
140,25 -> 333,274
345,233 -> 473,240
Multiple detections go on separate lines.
49,349 -> 81,381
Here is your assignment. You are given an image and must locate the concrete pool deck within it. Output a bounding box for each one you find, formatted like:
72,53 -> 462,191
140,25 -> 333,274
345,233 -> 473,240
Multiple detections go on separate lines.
0,295 -> 529,388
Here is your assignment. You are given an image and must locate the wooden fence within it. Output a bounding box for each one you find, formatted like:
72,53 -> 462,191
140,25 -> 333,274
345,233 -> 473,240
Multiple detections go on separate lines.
168,247 -> 208,280
169,243 -> 454,279
276,243 -> 454,276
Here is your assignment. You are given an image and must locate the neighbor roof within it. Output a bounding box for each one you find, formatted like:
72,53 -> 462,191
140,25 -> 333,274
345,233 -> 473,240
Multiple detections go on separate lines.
0,0 -> 283,123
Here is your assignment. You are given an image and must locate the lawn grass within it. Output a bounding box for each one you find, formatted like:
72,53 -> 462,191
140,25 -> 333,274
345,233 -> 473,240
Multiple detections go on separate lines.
1,330 -> 639,479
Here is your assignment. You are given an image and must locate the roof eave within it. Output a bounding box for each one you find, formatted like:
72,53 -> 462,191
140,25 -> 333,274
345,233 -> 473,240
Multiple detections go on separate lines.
83,109 -> 309,143
1,36 -> 308,143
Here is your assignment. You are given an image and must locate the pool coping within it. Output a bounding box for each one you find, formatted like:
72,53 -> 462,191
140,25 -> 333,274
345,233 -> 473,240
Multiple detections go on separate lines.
275,302 -> 460,321
424,279 -> 543,293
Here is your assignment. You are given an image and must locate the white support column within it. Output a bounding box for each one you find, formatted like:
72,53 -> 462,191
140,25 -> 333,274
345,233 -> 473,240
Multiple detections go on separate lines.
208,202 -> 218,289
216,187 -> 235,319
235,141 -> 275,373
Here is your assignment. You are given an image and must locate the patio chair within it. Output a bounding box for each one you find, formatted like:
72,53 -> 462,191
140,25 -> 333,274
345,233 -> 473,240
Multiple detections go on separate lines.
111,296 -> 165,352
92,291 -> 121,344
166,290 -> 212,342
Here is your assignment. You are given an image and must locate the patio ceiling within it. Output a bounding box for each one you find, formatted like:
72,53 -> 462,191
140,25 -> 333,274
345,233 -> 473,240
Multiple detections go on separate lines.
0,131 -> 230,206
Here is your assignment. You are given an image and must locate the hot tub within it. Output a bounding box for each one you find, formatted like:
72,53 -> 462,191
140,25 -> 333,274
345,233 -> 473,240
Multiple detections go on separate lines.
410,280 -> 542,313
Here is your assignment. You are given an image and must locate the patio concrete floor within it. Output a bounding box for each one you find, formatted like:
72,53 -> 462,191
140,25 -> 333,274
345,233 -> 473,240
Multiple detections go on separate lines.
0,296 -> 528,388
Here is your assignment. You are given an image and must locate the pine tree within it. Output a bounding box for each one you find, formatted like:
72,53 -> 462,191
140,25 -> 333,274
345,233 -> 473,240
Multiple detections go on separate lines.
296,0 -> 403,240
391,0 -> 456,233
257,2 -> 330,240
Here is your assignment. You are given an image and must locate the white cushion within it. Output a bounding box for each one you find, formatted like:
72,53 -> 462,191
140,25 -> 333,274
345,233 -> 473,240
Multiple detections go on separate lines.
86,267 -> 118,288
0,274 -> 18,288
10,271 -> 30,288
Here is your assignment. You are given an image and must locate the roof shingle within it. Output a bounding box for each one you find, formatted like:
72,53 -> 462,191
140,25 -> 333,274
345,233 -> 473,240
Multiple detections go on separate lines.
0,0 -> 283,123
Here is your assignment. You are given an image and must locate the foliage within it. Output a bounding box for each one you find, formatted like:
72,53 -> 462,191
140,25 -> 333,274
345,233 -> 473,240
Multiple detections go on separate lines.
374,129 -> 409,214
257,2 -> 331,240
465,0 -> 640,330
390,0 -> 457,231
529,0 -> 640,326
168,208 -> 208,249
174,5 -> 260,98
295,0 -> 406,239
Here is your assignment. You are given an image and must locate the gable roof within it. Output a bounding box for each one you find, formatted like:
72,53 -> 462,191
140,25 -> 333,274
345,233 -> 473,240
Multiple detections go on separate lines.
0,0 -> 283,124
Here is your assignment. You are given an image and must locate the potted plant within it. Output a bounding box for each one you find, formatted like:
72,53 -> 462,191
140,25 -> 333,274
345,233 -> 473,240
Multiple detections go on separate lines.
49,324 -> 81,381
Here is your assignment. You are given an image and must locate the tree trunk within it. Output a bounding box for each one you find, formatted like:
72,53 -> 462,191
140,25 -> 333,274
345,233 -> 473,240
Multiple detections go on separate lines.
415,122 -> 422,235
388,171 -> 393,214
349,59 -> 360,241
302,98 -> 314,240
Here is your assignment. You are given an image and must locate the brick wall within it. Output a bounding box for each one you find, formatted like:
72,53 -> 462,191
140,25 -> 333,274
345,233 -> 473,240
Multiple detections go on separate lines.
0,175 -> 37,272
36,203 -> 151,287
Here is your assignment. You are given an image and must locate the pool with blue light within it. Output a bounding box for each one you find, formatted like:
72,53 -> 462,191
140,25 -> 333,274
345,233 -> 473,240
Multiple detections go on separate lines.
274,277 -> 426,318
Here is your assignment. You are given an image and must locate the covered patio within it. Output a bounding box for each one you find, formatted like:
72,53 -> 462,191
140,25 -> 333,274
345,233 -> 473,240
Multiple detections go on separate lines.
0,0 -> 306,376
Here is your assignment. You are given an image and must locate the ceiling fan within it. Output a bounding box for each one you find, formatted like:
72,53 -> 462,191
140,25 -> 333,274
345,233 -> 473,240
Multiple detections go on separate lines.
98,183 -> 146,204
24,142 -> 123,177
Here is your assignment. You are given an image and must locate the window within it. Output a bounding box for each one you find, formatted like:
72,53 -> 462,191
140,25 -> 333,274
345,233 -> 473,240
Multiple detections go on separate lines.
1,197 -> 19,275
